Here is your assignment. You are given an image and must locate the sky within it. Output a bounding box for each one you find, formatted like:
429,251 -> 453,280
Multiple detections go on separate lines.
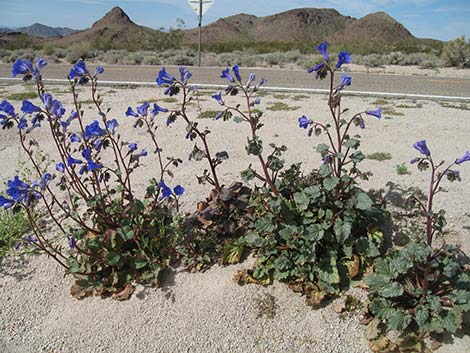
1,0 -> 469,41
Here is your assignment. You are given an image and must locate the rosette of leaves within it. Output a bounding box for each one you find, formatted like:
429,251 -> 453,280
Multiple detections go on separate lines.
68,196 -> 179,299
241,163 -> 385,306
365,242 -> 469,352
364,141 -> 470,352
177,182 -> 252,271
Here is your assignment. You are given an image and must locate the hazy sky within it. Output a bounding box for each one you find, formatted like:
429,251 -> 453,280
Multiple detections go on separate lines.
1,0 -> 469,41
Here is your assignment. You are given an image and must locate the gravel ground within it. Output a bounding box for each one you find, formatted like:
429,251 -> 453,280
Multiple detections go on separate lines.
0,78 -> 469,352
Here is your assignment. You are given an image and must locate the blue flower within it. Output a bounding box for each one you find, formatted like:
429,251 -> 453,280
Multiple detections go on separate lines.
455,151 -> 470,164
82,148 -> 92,161
35,57 -> 47,71
179,67 -> 192,84
93,66 -> 104,77
164,86 -> 178,96
336,51 -> 352,68
67,155 -> 83,166
315,42 -> 329,61
258,78 -> 267,88
307,62 -> 325,74
340,74 -> 352,86
21,100 -> 41,114
159,181 -> 172,199
56,162 -> 66,173
246,73 -> 256,87
6,176 -> 30,203
68,237 -> 76,249
69,60 -> 89,80
212,91 -> 224,106
232,65 -> 241,82
410,157 -> 420,164
250,98 -> 261,106
151,103 -> 168,117
413,140 -> 431,156
156,67 -> 175,86
25,235 -> 37,246
0,100 -> 15,117
220,68 -> 234,82
41,94 -> 65,119
84,120 -> 106,140
0,195 -> 15,209
126,107 -> 139,117
214,112 -> 224,120
40,173 -> 52,190
17,118 -> 28,130
87,160 -> 103,172
94,139 -> 103,151
298,115 -> 313,129
128,143 -> 138,152
174,185 -> 185,196
106,119 -> 119,134
70,133 -> 81,143
34,57 -> 47,77
12,58 -> 33,77
366,108 -> 382,119
137,102 -> 150,116
130,149 -> 148,163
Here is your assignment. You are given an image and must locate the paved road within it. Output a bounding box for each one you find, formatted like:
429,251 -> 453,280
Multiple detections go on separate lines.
1,63 -> 469,99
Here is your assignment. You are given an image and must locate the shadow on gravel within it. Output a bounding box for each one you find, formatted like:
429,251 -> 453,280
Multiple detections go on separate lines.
0,255 -> 35,281
156,267 -> 177,303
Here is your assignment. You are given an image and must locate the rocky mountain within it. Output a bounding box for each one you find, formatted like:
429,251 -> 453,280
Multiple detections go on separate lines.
1,7 -> 436,52
184,8 -> 357,44
48,7 -> 171,50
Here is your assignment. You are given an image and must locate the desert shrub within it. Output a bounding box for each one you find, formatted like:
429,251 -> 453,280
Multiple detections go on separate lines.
121,52 -> 144,65
66,43 -> 95,63
442,35 -> 470,68
142,55 -> 161,65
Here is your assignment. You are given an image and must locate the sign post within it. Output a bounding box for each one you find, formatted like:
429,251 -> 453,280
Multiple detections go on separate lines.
187,0 -> 214,66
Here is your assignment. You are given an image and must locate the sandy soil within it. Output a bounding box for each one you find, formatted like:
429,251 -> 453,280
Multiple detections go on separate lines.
0,79 -> 469,352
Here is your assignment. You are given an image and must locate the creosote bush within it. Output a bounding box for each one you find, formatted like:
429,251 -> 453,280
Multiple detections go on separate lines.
0,41 -> 468,352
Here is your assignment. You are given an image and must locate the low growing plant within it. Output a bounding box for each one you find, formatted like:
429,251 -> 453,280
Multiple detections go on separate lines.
365,142 -> 470,352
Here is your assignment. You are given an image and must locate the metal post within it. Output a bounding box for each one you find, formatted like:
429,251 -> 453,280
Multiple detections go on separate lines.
198,0 -> 202,67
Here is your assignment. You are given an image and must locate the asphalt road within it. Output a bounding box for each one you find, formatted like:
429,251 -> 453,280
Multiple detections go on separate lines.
1,63 -> 469,99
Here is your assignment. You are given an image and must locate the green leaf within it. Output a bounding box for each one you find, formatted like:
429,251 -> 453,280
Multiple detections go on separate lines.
323,176 -> 339,191
316,144 -> 329,153
233,116 -> 244,124
255,217 -> 276,234
388,310 -> 412,331
380,282 -> 404,298
134,258 -> 148,269
438,310 -> 460,333
106,252 -> 122,266
415,307 -> 430,328
294,192 -> 310,211
344,138 -> 360,149
215,151 -> 229,161
352,191 -> 373,210
334,219 -> 351,243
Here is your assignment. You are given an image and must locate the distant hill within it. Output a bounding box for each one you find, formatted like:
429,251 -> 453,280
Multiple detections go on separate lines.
48,7 -> 175,50
184,8 -> 357,44
0,7 -> 441,53
16,23 -> 79,38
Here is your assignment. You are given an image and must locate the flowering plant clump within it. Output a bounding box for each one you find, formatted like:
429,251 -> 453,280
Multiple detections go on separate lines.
364,142 -> 470,352
1,58 -> 184,298
207,43 -> 386,305
155,66 -> 252,270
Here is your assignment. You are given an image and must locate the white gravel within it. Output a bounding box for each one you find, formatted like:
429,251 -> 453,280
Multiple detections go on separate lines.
0,80 -> 469,352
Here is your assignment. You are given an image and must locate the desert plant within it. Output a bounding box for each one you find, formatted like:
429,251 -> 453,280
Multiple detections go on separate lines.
0,58 -> 184,298
365,142 -> 470,352
442,35 -> 470,68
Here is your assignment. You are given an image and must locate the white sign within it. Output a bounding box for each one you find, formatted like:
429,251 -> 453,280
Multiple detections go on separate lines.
187,0 -> 214,16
